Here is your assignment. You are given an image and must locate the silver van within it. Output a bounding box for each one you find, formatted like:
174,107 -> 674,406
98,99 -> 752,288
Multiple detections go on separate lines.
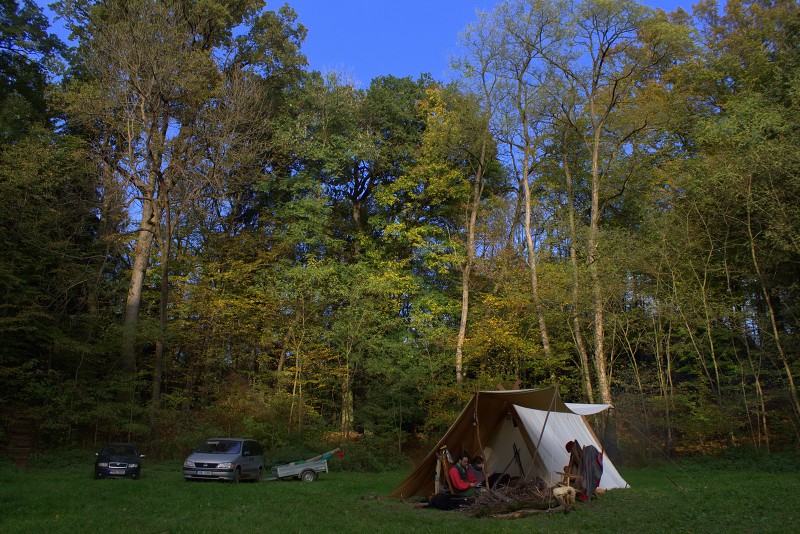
182,438 -> 264,482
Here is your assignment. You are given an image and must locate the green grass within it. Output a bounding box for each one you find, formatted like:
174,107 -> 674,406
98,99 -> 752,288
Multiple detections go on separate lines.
1,454 -> 799,533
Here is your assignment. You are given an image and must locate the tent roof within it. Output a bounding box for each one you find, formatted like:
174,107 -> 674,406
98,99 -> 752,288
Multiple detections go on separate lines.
565,402 -> 613,416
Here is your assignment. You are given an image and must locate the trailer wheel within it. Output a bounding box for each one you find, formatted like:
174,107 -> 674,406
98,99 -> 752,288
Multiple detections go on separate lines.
300,470 -> 316,482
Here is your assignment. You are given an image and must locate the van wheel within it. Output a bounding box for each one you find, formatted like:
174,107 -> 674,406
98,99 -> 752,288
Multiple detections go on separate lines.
300,470 -> 316,482
254,467 -> 263,483
232,467 -> 241,484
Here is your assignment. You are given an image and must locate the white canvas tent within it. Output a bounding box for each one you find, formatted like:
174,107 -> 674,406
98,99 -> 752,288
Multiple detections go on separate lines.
390,387 -> 628,498
514,404 -> 627,488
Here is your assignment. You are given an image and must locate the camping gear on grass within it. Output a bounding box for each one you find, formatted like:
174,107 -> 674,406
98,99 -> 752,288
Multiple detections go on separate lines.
390,387 -> 628,499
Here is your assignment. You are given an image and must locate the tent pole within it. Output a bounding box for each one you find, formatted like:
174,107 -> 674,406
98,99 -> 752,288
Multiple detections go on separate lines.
527,388 -> 558,482
474,392 -> 488,487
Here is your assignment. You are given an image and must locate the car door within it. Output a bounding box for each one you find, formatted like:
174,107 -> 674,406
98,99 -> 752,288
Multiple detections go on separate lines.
241,440 -> 254,477
252,441 -> 264,474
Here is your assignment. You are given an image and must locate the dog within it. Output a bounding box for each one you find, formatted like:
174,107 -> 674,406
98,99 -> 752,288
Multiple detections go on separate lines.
552,485 -> 576,509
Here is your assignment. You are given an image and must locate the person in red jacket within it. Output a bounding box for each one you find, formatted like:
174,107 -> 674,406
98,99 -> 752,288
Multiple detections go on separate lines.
449,453 -> 479,496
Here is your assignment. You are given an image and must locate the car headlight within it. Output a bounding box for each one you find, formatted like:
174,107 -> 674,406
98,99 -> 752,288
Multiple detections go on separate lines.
184,461 -> 195,468
97,462 -> 109,467
129,463 -> 138,468
217,462 -> 234,469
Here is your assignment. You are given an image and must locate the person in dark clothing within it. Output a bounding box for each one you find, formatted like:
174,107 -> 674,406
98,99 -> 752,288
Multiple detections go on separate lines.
467,456 -> 485,486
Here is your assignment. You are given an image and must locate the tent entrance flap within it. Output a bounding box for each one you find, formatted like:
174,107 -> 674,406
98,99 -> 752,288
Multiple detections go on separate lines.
480,415 -> 534,483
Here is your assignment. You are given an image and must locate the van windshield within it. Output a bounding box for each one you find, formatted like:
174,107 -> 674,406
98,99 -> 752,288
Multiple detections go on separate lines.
197,440 -> 241,454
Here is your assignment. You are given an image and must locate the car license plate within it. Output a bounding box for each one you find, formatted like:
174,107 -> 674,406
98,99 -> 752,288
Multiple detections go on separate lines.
197,470 -> 214,475
110,469 -> 125,475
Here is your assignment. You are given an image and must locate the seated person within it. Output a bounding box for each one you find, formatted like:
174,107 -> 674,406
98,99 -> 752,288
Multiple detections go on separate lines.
467,456 -> 485,486
563,440 -> 582,480
448,453 -> 479,496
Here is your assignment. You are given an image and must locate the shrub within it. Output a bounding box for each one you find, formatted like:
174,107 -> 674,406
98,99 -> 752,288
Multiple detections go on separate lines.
335,434 -> 409,473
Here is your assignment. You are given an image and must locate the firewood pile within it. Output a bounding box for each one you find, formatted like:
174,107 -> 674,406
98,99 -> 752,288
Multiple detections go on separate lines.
464,480 -> 573,518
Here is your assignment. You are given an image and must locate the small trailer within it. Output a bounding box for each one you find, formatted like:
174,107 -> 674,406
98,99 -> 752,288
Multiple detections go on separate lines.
268,448 -> 341,482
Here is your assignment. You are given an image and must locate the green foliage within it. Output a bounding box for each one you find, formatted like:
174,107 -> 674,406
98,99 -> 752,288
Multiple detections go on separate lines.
672,397 -> 732,451
0,131 -> 117,426
415,385 -> 474,438
0,0 -> 64,141
3,0 -> 800,463
334,435 -> 410,473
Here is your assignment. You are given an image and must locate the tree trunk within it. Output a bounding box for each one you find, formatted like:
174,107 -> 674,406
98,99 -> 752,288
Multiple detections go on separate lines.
562,137 -> 593,401
746,175 -> 800,421
341,370 -> 353,438
121,196 -> 159,398
689,204 -> 723,402
276,330 -> 291,387
454,256 -> 471,383
455,154 -> 485,382
521,165 -> 553,372
588,124 -> 612,404
151,193 -> 171,417
514,94 -> 552,370
663,322 -> 674,455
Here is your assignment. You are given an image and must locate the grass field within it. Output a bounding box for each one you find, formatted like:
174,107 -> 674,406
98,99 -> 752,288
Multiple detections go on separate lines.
1,452 -> 798,533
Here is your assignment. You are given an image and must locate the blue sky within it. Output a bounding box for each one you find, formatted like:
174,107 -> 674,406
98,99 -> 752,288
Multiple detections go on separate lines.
288,0 -> 697,86
38,0 -> 697,87
286,0 -> 499,85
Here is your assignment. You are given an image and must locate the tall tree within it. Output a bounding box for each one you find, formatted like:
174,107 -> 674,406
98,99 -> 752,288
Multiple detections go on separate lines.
456,0 -> 561,381
545,0 -> 689,403
56,0 -> 306,404
301,74 -> 426,259
0,0 -> 111,440
416,85 -> 500,382
0,0 -> 63,142
682,0 -> 800,421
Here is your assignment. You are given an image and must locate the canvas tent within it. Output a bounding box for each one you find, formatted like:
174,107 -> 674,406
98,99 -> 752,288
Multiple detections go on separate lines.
390,387 -> 628,498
